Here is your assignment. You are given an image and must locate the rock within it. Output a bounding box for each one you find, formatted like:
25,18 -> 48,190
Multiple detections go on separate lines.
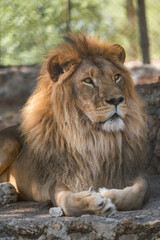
130,64 -> 160,85
0,175 -> 160,240
136,82 -> 160,174
49,207 -> 64,217
119,234 -> 138,240
0,66 -> 39,107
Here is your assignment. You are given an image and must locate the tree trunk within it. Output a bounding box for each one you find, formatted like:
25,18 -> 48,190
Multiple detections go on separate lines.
126,0 -> 137,58
65,0 -> 71,33
137,0 -> 150,64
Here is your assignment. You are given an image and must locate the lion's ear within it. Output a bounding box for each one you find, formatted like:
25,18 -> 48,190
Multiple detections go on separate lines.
110,44 -> 126,63
47,55 -> 65,82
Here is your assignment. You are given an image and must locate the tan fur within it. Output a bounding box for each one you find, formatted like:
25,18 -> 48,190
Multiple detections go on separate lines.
0,34 -> 149,215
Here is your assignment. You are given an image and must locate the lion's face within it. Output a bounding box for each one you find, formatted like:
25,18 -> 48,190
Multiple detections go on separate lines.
71,57 -> 127,132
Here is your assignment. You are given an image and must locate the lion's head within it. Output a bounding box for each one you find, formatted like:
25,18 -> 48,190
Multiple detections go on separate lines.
44,34 -> 145,134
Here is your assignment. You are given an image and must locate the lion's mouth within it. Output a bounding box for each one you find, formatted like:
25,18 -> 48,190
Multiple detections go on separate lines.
97,113 -> 121,125
109,113 -> 120,121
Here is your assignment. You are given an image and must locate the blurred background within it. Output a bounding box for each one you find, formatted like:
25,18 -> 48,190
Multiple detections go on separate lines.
0,0 -> 160,173
0,0 -> 160,66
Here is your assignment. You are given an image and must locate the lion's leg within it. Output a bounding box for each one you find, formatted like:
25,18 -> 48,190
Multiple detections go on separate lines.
0,126 -> 22,204
99,177 -> 149,211
0,125 -> 22,178
50,186 -> 115,217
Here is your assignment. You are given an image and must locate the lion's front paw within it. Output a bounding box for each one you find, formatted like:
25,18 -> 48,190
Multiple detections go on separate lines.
0,182 -> 17,204
70,190 -> 115,217
54,187 -> 116,217
84,192 -> 116,217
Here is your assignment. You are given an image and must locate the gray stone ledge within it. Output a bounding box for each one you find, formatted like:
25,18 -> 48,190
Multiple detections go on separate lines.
0,175 -> 160,240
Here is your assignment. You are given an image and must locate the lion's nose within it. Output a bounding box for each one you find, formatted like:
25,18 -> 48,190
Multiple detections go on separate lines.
105,96 -> 124,106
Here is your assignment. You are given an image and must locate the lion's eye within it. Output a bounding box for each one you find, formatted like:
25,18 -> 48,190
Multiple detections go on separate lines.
114,74 -> 121,83
83,78 -> 94,85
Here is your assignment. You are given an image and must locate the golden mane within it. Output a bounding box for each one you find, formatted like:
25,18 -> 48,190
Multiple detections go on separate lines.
20,34 -> 147,189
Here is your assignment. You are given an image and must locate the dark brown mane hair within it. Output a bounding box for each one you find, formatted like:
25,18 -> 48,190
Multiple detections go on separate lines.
46,33 -> 126,82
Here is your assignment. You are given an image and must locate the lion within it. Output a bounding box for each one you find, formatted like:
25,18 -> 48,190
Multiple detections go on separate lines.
0,34 -> 149,216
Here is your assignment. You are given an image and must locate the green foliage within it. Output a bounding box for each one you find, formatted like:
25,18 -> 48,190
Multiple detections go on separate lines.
0,0 -> 159,65
0,0 -> 63,65
146,0 -> 160,59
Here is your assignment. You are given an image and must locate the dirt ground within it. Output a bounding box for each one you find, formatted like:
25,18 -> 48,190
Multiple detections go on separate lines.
0,108 -> 21,130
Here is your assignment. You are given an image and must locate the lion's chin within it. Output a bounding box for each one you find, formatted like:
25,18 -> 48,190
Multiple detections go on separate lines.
102,118 -> 125,132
